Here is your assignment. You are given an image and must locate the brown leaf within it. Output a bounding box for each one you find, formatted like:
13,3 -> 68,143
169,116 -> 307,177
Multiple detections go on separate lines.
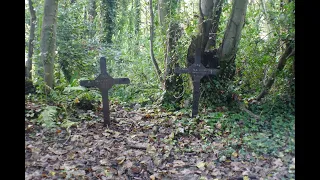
40,154 -> 57,162
130,166 -> 141,174
48,147 -> 68,155
231,162 -> 242,172
272,158 -> 283,168
180,169 -> 193,175
100,159 -> 109,165
115,156 -> 126,165
173,160 -> 186,168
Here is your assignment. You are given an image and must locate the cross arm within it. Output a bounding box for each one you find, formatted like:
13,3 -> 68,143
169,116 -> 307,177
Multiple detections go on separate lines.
203,68 -> 220,76
114,78 -> 130,84
80,80 -> 97,88
174,68 -> 189,74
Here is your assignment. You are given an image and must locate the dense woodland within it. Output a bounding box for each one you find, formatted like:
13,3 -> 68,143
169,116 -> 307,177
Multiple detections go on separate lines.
25,0 -> 295,179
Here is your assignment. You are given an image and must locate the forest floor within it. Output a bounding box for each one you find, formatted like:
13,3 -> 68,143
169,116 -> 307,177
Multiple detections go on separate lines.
25,101 -> 295,180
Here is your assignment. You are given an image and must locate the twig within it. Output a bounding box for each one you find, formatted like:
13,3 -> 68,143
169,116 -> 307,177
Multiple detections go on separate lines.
239,103 -> 260,120
63,130 -> 72,145
126,144 -> 147,150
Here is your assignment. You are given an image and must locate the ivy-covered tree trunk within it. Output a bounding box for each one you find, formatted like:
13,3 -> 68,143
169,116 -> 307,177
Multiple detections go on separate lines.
171,0 -> 248,107
134,0 -> 140,35
161,1 -> 184,105
255,0 -> 295,100
256,46 -> 294,101
26,0 -> 37,80
88,0 -> 97,38
40,0 -> 59,89
158,0 -> 169,33
88,0 -> 97,21
101,0 -> 116,44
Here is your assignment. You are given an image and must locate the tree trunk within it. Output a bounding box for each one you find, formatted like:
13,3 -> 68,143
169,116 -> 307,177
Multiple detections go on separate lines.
256,46 -> 294,101
255,0 -> 295,100
158,0 -> 169,33
218,0 -> 248,63
149,0 -> 163,84
134,0 -> 140,35
217,0 -> 248,80
26,0 -> 37,80
40,0 -> 59,89
162,22 -> 183,105
88,0 -> 97,21
186,0 -> 224,67
101,0 -> 116,44
205,0 -> 223,50
174,0 -> 248,107
88,0 -> 97,38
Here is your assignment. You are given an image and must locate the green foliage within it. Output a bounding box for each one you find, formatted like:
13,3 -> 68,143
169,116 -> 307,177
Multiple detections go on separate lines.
56,1 -> 99,82
235,0 -> 295,100
174,100 -> 294,157
37,105 -> 59,128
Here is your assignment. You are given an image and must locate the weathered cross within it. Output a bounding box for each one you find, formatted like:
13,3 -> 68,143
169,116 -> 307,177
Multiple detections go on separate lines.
175,48 -> 220,117
80,57 -> 130,126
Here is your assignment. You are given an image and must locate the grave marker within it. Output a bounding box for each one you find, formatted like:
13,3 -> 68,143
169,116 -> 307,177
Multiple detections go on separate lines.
175,48 -> 220,117
80,57 -> 130,126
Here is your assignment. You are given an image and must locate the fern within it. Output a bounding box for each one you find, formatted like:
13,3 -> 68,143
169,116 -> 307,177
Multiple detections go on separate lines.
77,90 -> 101,101
61,119 -> 78,130
38,105 -> 59,128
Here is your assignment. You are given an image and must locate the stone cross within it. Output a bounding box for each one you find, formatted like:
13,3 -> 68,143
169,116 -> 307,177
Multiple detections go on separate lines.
175,48 -> 220,117
80,57 -> 130,126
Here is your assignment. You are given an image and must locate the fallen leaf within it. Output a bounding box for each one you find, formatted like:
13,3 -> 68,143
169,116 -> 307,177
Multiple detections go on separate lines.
71,170 -> 86,176
40,154 -> 57,162
102,132 -> 111,136
130,166 -> 141,174
273,158 -> 283,168
100,159 -> 108,165
196,161 -> 206,170
104,169 -> 112,177
50,171 -> 56,176
60,163 -> 76,170
232,151 -> 238,157
173,160 -> 186,168
211,169 -> 221,176
115,156 -> 126,165
242,171 -> 250,176
92,166 -> 102,171
150,174 -> 156,180
48,147 -> 68,155
219,156 -> 226,162
231,162 -> 242,171
146,145 -> 157,154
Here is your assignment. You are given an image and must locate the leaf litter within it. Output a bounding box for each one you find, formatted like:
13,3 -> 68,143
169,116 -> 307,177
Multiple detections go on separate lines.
25,103 -> 295,180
